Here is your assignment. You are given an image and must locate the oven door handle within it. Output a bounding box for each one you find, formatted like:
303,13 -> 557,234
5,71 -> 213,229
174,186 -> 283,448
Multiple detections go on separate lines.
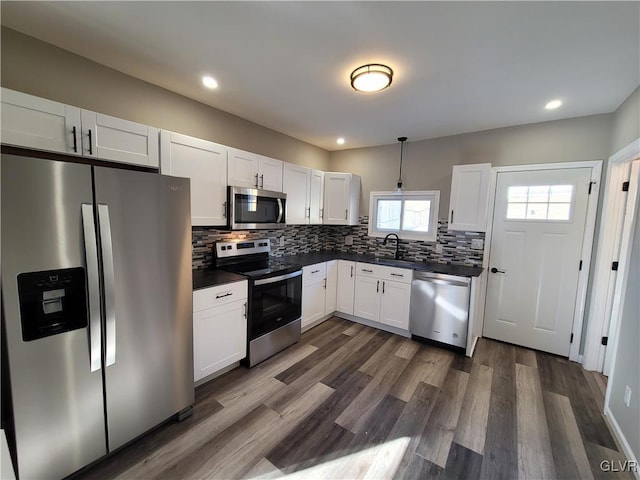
276,198 -> 284,223
254,270 -> 302,286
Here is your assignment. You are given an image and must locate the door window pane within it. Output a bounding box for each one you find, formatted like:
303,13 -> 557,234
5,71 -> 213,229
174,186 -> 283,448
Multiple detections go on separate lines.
547,203 -> 571,220
508,186 -> 528,203
526,203 -> 548,220
506,184 -> 574,221
402,200 -> 431,232
527,186 -> 550,203
549,185 -> 573,203
376,199 -> 401,230
506,203 -> 527,219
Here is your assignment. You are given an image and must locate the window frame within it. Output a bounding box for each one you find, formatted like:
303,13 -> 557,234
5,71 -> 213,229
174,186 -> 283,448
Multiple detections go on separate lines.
368,190 -> 440,242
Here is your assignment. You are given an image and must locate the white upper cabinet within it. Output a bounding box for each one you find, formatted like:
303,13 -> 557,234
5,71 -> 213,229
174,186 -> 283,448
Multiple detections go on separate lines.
323,172 -> 361,225
160,131 -> 228,226
1,87 -> 80,154
283,163 -> 311,224
448,163 -> 492,232
309,169 -> 324,224
258,155 -> 283,192
1,88 -> 159,168
81,111 -> 159,168
228,148 -> 283,192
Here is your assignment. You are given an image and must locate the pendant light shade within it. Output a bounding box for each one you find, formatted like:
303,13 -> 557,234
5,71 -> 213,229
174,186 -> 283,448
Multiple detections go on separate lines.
350,64 -> 393,92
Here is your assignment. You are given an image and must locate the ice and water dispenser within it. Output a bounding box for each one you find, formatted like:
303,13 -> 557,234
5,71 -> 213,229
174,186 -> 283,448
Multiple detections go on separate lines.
17,267 -> 88,341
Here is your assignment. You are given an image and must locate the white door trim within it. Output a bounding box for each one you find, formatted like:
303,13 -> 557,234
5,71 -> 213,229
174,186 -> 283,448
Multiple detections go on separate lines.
481,160 -> 602,362
583,138 -> 640,372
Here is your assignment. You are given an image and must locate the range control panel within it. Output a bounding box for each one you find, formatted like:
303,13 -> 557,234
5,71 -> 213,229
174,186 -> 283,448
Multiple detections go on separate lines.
215,239 -> 270,258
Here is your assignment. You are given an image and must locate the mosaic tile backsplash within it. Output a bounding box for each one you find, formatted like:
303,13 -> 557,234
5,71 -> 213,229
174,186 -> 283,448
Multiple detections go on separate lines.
193,217 -> 484,269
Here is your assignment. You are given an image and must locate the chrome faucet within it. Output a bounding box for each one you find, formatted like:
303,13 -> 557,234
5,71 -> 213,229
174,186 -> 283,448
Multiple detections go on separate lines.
382,233 -> 401,260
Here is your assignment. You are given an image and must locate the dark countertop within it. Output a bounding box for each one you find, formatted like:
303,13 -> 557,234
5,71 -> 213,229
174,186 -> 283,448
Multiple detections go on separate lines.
279,251 -> 483,277
193,269 -> 247,291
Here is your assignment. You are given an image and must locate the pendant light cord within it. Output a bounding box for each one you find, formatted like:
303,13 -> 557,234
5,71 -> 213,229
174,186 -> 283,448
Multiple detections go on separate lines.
397,136 -> 407,191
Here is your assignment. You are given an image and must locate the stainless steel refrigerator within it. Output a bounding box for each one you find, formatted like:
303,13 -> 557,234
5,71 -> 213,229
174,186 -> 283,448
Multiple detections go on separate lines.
1,153 -> 194,479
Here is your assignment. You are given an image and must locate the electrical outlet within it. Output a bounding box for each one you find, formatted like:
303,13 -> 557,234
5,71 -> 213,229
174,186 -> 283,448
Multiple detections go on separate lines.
345,235 -> 353,246
279,236 -> 285,247
624,386 -> 632,407
435,244 -> 443,254
471,238 -> 484,250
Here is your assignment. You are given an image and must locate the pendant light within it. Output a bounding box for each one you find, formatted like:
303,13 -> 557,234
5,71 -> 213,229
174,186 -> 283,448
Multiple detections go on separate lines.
396,136 -> 407,191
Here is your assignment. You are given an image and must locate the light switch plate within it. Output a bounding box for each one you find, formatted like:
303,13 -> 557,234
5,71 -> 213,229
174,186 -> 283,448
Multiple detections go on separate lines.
471,239 -> 484,250
345,235 -> 353,246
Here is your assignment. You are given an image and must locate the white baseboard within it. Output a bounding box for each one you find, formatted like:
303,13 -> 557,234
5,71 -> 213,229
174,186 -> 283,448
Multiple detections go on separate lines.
604,406 -> 640,480
333,312 -> 411,338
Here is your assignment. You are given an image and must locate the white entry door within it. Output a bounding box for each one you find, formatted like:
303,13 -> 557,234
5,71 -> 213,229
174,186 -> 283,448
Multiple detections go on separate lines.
483,168 -> 592,356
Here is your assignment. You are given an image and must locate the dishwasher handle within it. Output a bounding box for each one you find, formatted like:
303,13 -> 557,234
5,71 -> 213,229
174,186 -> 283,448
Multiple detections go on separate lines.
413,272 -> 470,288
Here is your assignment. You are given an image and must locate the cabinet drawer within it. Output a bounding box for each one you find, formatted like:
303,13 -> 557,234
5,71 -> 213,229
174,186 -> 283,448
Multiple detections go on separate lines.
378,266 -> 413,284
303,263 -> 326,286
194,280 -> 248,312
355,262 -> 381,277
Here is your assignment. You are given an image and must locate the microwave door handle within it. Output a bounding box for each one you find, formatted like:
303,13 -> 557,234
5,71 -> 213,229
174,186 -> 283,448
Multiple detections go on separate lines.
277,198 -> 284,223
98,204 -> 117,367
82,204 -> 102,372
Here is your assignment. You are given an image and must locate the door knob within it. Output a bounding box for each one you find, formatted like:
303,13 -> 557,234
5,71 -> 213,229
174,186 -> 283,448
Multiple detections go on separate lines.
490,267 -> 506,274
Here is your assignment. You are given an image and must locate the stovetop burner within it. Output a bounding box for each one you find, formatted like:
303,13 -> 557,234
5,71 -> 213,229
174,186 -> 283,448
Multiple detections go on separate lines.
222,260 -> 300,279
213,239 -> 301,280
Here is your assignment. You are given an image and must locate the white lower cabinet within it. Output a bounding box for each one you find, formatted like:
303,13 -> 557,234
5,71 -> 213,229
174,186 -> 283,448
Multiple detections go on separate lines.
336,260 -> 356,315
301,261 -> 337,329
193,280 -> 247,383
353,262 -> 412,330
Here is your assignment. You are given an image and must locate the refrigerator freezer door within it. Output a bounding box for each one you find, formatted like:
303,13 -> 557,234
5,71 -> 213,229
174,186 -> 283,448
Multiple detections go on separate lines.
1,154 -> 107,479
93,167 -> 194,451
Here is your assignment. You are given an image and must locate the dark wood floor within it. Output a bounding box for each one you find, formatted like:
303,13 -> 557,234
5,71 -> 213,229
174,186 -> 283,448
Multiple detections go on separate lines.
76,317 -> 631,480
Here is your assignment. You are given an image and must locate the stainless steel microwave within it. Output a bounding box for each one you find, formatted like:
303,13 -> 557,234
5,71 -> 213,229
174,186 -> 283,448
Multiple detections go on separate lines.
228,186 -> 287,230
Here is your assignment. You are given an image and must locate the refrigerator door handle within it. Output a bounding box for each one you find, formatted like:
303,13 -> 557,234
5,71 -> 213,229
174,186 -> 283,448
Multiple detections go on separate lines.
82,204 -> 103,372
98,204 -> 117,367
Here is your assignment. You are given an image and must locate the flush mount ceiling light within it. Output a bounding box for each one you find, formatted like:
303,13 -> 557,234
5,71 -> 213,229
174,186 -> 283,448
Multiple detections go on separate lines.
350,64 -> 393,92
202,76 -> 218,89
337,137 -> 345,145
545,99 -> 562,110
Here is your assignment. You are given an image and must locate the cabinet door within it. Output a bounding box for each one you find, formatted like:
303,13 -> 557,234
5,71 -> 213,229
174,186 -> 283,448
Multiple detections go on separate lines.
258,155 -> 283,192
81,111 -> 159,168
324,260 -> 338,314
379,280 -> 411,330
354,275 -> 381,322
228,148 -> 259,188
160,131 -> 228,226
193,300 -> 247,382
302,281 -> 325,328
323,173 -> 351,225
282,163 -> 310,224
1,88 -> 80,154
309,169 -> 324,224
336,261 -> 356,315
448,163 -> 491,231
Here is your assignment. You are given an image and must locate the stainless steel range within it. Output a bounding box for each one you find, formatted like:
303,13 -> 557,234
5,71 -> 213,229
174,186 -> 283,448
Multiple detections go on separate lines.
215,239 -> 302,367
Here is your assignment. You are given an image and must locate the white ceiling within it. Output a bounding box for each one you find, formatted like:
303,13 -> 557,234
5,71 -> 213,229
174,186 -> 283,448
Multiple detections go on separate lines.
1,1 -> 638,151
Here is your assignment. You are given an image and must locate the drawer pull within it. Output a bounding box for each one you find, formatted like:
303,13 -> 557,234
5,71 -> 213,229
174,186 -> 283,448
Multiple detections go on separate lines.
311,269 -> 320,274
362,269 -> 373,273
215,292 -> 233,299
390,273 -> 404,277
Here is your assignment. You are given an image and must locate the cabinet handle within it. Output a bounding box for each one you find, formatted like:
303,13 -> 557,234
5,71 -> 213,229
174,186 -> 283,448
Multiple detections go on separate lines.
350,266 -> 353,278
390,273 -> 404,277
255,173 -> 259,187
345,209 -> 348,220
216,292 -> 233,299
88,129 -> 93,155
260,174 -> 264,188
320,208 -> 324,219
72,126 -> 78,153
222,201 -> 227,218
362,268 -> 373,273
312,269 -> 320,274
376,280 -> 380,293
382,281 -> 385,294
451,209 -> 454,224
324,278 -> 327,289
243,302 -> 247,319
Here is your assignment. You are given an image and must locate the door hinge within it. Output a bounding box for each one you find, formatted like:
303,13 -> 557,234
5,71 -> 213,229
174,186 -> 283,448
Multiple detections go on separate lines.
612,261 -> 619,271
579,260 -> 583,271
570,333 -> 574,343
622,181 -> 629,192
601,336 -> 608,346
588,181 -> 595,195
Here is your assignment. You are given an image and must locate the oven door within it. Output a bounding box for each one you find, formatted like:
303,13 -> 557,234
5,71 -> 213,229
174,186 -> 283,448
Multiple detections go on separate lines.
250,270 -> 302,340
229,186 -> 286,229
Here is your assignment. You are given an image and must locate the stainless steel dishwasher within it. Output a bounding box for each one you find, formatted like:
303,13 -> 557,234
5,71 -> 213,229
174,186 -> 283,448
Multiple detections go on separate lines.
410,271 -> 470,349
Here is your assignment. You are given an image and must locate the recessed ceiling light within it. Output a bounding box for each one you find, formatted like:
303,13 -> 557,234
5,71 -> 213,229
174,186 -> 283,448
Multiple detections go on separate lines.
545,99 -> 562,110
202,76 -> 218,89
350,64 -> 393,93
337,137 -> 345,145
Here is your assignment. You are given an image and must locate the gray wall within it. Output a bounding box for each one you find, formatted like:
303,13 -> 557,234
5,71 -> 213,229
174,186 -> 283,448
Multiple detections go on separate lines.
607,86 -> 640,462
329,114 -> 613,217
0,27 -> 330,171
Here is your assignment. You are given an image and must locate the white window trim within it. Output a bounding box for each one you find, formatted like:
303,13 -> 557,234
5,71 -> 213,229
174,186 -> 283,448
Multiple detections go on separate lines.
368,190 -> 440,242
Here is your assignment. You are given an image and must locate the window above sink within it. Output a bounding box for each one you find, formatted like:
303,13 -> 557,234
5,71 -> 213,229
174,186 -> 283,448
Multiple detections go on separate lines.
368,190 -> 440,242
